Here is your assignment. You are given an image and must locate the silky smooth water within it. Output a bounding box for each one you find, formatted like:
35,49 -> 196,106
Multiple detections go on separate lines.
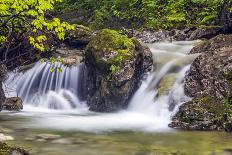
2,41 -> 231,155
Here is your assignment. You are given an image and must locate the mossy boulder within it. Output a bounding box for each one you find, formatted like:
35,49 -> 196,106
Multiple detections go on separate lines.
169,97 -> 232,131
0,142 -> 29,155
85,29 -> 153,112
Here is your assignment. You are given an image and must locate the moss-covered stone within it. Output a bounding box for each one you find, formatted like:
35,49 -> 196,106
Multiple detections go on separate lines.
169,97 -> 232,131
84,28 -> 153,112
0,142 -> 29,155
86,29 -> 135,73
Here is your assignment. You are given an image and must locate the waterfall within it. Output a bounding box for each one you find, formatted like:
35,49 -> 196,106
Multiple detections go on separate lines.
4,62 -> 87,110
3,41 -> 199,132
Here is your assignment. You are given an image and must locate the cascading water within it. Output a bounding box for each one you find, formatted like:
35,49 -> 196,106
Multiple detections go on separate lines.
4,62 -> 87,110
4,41 -> 199,132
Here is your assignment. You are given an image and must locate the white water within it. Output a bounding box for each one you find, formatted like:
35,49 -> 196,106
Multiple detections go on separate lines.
4,41 -> 199,132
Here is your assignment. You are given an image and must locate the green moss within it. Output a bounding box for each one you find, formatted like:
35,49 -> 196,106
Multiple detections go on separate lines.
86,29 -> 135,73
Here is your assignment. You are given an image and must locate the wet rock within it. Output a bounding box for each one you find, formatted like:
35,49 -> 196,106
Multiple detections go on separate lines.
2,97 -> 23,111
169,97 -> 232,131
0,133 -> 14,141
188,27 -> 222,40
18,63 -> 36,73
170,34 -> 232,132
85,29 -> 153,112
185,35 -> 232,99
36,134 -> 61,141
190,34 -> 232,54
171,27 -> 197,41
157,73 -> 178,96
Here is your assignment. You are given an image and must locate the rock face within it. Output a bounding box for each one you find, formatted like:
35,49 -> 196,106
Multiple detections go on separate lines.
185,34 -> 232,99
170,34 -> 232,131
85,29 -> 153,112
2,97 -> 23,111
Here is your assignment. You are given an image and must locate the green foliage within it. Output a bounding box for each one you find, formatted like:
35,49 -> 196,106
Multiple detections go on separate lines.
0,0 -> 74,52
56,0 -> 232,30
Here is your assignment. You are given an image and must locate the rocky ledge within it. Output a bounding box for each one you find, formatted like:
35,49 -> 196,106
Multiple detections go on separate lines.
170,34 -> 232,131
85,29 -> 153,112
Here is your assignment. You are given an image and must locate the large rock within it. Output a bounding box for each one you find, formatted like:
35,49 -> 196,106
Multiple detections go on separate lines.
185,35 -> 232,99
170,34 -> 232,131
85,29 -> 153,112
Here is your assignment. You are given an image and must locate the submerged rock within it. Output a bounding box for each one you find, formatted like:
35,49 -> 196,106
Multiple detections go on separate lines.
36,134 -> 61,141
171,34 -> 232,131
2,97 -> 23,111
85,29 -> 153,112
157,73 -> 178,96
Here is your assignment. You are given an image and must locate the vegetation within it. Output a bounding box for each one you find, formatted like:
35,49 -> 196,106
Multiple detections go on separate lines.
0,0 -> 74,62
56,0 -> 232,30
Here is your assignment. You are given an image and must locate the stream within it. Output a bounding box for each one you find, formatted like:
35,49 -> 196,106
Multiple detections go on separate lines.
1,41 -> 232,155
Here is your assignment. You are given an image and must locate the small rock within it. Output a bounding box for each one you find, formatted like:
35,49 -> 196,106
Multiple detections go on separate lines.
36,134 -> 61,140
2,97 -> 23,111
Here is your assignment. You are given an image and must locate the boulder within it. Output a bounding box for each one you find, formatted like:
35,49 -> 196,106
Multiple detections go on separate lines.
2,97 -> 23,111
170,34 -> 232,131
185,35 -> 232,99
85,29 -> 153,112
169,97 -> 232,131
